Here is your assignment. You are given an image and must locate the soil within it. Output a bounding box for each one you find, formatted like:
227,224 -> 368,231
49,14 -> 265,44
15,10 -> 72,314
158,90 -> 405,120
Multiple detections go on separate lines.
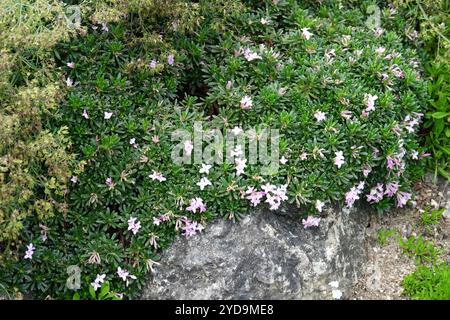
351,176 -> 450,300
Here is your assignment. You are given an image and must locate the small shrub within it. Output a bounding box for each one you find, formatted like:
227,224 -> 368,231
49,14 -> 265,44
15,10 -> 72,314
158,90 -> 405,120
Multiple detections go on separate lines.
376,228 -> 398,246
398,235 -> 440,264
420,208 -> 444,228
402,263 -> 450,300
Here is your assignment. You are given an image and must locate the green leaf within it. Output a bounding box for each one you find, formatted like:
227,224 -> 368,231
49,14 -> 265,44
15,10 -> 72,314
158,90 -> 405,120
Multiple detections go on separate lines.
73,292 -> 80,300
431,112 -> 450,119
89,285 -> 96,299
99,282 -> 110,299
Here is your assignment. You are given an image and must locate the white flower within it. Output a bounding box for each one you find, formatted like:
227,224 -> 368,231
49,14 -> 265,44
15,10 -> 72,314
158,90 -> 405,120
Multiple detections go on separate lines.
129,138 -> 136,145
260,17 -> 270,25
149,171 -> 166,182
24,243 -> 35,260
314,111 -> 326,122
91,274 -> 106,291
235,158 -> 247,176
231,145 -> 244,158
117,267 -> 136,287
332,289 -> 343,300
240,96 -> 253,109
104,112 -> 113,120
231,126 -> 243,136
301,28 -> 313,40
334,151 -> 345,168
329,281 -> 339,288
315,200 -> 325,213
66,77 -> 74,87
82,109 -> 89,119
70,176 -> 78,184
280,156 -> 288,165
184,140 -> 194,155
365,94 -> 378,111
243,48 -> 262,61
127,217 -> 141,235
197,177 -> 212,190
199,163 -> 212,174
375,47 -> 385,55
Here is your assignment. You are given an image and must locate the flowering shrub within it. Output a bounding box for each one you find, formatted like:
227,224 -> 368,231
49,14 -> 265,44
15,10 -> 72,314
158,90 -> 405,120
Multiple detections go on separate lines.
1,1 -> 430,299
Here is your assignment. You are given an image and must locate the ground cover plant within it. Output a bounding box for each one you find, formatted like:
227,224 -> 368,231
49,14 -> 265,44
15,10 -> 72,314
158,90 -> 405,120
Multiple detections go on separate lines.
0,0 -> 435,299
385,0 -> 450,179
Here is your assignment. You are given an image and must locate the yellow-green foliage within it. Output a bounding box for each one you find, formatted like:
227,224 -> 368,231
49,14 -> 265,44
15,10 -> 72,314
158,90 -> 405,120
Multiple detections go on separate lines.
0,0 -> 79,247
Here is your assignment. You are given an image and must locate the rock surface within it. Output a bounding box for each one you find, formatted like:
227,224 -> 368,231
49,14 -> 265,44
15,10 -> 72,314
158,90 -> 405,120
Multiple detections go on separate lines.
141,205 -> 369,300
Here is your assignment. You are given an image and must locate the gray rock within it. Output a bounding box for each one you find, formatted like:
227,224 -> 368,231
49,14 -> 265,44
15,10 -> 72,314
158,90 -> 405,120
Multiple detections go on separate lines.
141,204 -> 369,300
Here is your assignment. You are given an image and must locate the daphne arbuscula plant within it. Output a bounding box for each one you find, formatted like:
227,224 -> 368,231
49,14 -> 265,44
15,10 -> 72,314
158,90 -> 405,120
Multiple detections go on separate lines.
1,1 -> 429,299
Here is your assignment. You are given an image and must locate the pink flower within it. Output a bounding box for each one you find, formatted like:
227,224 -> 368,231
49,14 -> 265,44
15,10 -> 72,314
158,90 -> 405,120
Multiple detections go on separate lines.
375,47 -> 385,55
105,177 -> 115,189
366,183 -> 384,204
67,62 -> 75,68
362,94 -> 378,117
385,182 -> 399,197
314,111 -> 326,123
386,156 -> 395,170
302,216 -> 321,229
149,171 -> 166,182
264,184 -> 288,210
167,54 -> 175,65
334,151 -> 345,168
345,182 -> 364,208
24,243 -> 35,260
396,192 -> 411,208
180,217 -> 204,238
117,267 -> 136,287
363,165 -> 372,177
245,187 -> 265,207
82,109 -> 89,119
365,94 -> 378,110
226,80 -> 232,90
315,200 -> 325,213
240,96 -> 253,109
196,177 -> 212,190
186,197 -> 206,213
391,66 -> 404,78
101,22 -> 109,32
153,217 -> 161,226
152,135 -> 160,143
184,140 -> 193,155
300,152 -> 308,161
150,59 -> 157,69
127,217 -> 141,235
